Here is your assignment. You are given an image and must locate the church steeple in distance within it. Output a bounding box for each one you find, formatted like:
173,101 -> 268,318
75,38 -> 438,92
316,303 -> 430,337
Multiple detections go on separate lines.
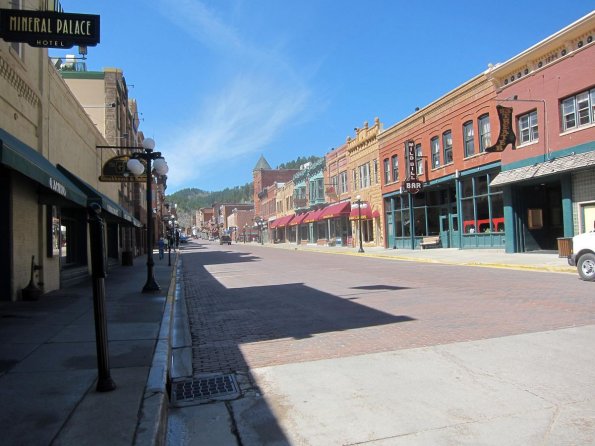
253,154 -> 272,171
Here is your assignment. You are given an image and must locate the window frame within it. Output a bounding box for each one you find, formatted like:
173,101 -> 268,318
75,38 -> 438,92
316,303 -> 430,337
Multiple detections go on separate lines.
431,136 -> 440,168
415,144 -> 424,176
561,87 -> 595,131
518,110 -> 539,145
463,121 -> 475,157
383,158 -> 390,184
442,130 -> 453,164
478,114 -> 491,153
391,155 -> 399,182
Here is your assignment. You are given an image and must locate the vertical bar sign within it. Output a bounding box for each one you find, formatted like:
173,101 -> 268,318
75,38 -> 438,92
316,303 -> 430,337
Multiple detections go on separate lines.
403,140 -> 422,194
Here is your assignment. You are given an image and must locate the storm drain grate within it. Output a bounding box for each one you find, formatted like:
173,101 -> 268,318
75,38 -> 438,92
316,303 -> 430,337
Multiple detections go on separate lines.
172,374 -> 240,406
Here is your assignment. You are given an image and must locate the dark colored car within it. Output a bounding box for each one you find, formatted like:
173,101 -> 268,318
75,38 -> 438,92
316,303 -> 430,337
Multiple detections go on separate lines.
220,235 -> 232,245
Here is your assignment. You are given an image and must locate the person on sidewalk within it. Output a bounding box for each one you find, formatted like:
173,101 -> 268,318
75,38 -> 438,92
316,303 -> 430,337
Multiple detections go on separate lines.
158,237 -> 165,260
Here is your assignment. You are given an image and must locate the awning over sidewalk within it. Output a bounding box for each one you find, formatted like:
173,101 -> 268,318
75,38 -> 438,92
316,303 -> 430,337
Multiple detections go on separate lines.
320,201 -> 351,219
349,202 -> 372,220
303,208 -> 326,223
490,151 -> 595,187
288,212 -> 308,226
57,165 -> 142,227
0,129 -> 87,207
270,214 -> 294,229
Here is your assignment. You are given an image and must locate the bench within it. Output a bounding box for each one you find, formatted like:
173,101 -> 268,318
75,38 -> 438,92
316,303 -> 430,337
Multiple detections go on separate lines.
420,236 -> 441,249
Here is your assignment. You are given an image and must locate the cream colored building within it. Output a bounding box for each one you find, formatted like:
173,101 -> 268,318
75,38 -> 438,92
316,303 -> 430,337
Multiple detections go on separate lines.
346,118 -> 384,247
0,0 -> 147,300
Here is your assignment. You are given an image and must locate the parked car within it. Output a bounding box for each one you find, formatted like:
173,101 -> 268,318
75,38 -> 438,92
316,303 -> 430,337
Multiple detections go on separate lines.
220,235 -> 232,245
567,231 -> 595,281
179,234 -> 190,243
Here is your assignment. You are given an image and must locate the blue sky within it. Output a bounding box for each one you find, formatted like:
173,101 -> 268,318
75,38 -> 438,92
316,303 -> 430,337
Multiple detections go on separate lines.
54,1 -> 594,194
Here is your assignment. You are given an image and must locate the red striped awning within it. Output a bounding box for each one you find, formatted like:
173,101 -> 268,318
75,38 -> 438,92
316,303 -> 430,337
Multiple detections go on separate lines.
320,201 -> 351,219
270,214 -> 294,229
349,202 -> 372,220
303,208 -> 325,223
288,212 -> 308,226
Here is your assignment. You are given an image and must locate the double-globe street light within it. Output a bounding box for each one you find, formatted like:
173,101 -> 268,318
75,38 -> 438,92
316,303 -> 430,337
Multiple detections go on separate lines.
126,138 -> 169,292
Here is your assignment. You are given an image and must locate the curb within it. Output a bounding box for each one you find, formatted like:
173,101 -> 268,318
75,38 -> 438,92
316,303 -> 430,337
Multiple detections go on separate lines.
133,254 -> 179,446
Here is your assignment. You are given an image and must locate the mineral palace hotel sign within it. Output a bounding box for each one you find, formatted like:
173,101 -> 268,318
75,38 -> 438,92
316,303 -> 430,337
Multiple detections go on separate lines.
0,9 -> 100,48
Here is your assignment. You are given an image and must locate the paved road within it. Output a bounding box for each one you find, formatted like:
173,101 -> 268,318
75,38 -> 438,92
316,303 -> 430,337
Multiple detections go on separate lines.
168,240 -> 595,445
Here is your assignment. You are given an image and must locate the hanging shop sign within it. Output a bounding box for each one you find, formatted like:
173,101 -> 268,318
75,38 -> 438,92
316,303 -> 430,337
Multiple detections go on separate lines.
0,9 -> 100,48
402,139 -> 423,194
99,155 -> 147,183
485,105 -> 516,152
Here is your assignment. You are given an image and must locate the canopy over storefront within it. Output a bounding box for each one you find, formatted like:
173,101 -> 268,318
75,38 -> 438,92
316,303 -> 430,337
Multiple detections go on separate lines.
320,201 -> 351,219
349,201 -> 372,220
57,164 -> 142,227
270,214 -> 294,229
0,129 -> 87,207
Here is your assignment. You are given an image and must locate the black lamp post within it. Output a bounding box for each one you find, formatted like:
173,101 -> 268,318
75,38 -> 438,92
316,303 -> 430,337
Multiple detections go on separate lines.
126,138 -> 169,293
356,195 -> 364,253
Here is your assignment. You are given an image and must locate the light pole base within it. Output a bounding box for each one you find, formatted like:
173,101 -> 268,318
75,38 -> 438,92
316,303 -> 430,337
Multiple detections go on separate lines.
358,248 -> 365,253
142,278 -> 161,293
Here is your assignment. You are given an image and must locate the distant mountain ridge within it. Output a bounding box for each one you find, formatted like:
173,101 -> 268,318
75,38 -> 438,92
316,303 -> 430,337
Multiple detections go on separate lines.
166,184 -> 253,213
166,155 -> 321,213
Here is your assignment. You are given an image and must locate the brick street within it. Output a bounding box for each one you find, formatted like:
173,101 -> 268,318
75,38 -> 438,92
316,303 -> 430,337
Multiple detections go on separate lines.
180,241 -> 595,374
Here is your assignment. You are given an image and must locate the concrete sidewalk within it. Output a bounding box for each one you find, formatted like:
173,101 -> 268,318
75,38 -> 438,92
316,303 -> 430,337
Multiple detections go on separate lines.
0,250 -> 179,446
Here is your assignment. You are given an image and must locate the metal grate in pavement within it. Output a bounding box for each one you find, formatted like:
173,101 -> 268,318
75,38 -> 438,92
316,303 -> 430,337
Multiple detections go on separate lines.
171,374 -> 240,406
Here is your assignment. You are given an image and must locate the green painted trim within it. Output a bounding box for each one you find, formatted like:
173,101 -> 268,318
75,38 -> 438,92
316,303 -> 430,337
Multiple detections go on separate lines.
502,142 -> 595,171
60,71 -> 105,80
0,129 -> 87,207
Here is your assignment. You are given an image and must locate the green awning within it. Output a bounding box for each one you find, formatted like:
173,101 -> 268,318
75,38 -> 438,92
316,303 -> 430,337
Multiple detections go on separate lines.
0,129 -> 87,207
57,165 -> 142,228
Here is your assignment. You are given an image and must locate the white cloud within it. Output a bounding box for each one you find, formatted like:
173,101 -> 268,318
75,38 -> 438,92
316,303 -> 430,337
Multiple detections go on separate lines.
156,0 -> 313,191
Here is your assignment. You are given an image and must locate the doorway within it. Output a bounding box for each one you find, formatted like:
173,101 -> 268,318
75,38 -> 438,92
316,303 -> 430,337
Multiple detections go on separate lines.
522,182 -> 563,251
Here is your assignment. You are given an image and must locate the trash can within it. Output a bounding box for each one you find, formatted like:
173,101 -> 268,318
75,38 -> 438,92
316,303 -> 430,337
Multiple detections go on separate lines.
557,237 -> 573,258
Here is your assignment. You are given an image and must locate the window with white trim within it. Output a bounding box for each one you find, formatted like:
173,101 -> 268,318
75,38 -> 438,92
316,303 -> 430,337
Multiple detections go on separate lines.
562,88 -> 595,131
518,110 -> 538,144
431,137 -> 440,168
358,163 -> 370,189
463,121 -> 474,157
415,144 -> 423,175
373,159 -> 379,184
391,155 -> 398,182
339,171 -> 348,193
478,114 -> 491,152
383,158 -> 390,184
443,130 -> 453,164
10,0 -> 23,58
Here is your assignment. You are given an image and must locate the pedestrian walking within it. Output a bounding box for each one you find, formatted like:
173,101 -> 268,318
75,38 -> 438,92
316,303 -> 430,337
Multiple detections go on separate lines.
158,237 -> 165,260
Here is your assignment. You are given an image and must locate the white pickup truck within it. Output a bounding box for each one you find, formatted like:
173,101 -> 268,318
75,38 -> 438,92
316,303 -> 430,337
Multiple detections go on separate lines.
567,231 -> 595,281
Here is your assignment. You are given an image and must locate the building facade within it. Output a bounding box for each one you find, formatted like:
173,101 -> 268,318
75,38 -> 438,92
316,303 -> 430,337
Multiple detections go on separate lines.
488,11 -> 595,252
347,118 -> 384,247
0,1 -> 147,300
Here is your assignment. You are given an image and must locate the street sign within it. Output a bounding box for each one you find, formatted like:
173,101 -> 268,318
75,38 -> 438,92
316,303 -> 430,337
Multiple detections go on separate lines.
403,179 -> 423,194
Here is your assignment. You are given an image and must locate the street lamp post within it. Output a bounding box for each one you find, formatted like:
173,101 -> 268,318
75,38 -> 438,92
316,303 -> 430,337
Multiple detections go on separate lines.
356,195 -> 364,253
126,138 -> 169,293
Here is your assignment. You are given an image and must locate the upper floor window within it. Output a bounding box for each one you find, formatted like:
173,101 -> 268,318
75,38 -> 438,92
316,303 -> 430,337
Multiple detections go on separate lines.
415,144 -> 423,176
352,169 -> 357,191
518,110 -> 538,144
443,131 -> 453,164
383,158 -> 390,184
339,171 -> 348,193
373,159 -> 379,184
10,0 -> 23,58
431,136 -> 440,168
463,121 -> 475,157
358,163 -> 370,189
562,88 -> 595,131
391,155 -> 399,182
478,114 -> 491,152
